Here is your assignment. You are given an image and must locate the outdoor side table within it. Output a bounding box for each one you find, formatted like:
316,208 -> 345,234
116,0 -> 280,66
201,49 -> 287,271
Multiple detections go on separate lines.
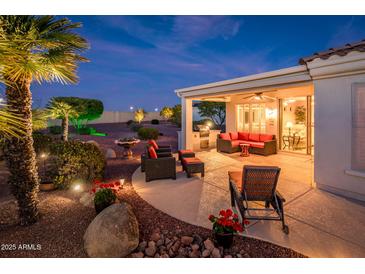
240,143 -> 250,157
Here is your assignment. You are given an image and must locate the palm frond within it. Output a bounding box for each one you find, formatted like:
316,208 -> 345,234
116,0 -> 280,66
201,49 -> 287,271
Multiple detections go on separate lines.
0,103 -> 25,138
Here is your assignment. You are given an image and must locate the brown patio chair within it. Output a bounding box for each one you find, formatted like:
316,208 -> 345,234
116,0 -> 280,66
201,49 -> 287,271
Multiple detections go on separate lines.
229,165 -> 289,234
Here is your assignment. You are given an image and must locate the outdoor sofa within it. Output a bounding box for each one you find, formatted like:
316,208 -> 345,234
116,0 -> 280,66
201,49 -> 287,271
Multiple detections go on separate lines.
217,132 -> 277,156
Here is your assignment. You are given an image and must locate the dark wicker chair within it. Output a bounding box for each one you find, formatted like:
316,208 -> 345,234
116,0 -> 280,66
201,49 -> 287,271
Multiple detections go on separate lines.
148,140 -> 172,153
228,165 -> 289,234
143,153 -> 176,182
141,147 -> 172,172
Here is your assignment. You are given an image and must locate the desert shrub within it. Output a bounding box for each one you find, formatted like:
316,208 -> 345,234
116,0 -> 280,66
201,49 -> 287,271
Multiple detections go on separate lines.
33,132 -> 54,154
50,140 -> 105,188
131,123 -> 143,132
94,188 -> 116,214
126,119 -> 134,126
138,127 -> 159,140
49,125 -> 62,135
151,119 -> 159,125
171,104 -> 181,127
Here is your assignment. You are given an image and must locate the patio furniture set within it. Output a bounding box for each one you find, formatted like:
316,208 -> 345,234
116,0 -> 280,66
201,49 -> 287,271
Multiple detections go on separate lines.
141,140 -> 205,182
140,138 -> 289,234
217,132 -> 277,156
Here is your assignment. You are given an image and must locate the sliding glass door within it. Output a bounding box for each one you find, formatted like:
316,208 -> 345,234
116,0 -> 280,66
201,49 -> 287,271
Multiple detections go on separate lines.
237,103 -> 266,133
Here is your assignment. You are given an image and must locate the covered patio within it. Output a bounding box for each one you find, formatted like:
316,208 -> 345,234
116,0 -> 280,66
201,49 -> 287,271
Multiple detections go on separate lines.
133,150 -> 365,257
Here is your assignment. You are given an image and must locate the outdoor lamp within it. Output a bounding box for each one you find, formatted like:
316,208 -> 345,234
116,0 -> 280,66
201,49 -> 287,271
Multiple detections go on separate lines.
206,121 -> 213,128
286,121 -> 293,135
120,179 -> 125,189
154,108 -> 158,112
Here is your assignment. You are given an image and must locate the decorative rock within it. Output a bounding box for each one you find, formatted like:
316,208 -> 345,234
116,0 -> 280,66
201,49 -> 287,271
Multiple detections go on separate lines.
211,248 -> 221,258
160,253 -> 170,258
171,240 -> 181,252
138,241 -> 147,252
202,249 -> 211,258
105,148 -> 116,159
150,232 -> 161,242
83,203 -> 139,258
204,239 -> 215,251
145,245 -> 157,257
131,252 -> 144,258
148,241 -> 156,248
168,248 -> 175,257
193,234 -> 203,246
236,254 -> 242,258
189,250 -> 201,258
224,255 -> 233,258
178,247 -> 188,257
191,244 -> 200,251
181,236 -> 194,246
79,193 -> 94,208
86,140 -> 100,148
165,237 -> 171,245
156,239 -> 164,247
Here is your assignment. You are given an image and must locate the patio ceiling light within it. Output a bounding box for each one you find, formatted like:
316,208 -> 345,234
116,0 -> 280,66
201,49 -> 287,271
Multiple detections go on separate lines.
201,97 -> 230,102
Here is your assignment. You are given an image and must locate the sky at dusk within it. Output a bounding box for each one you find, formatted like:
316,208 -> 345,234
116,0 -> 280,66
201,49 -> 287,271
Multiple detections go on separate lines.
30,16 -> 365,111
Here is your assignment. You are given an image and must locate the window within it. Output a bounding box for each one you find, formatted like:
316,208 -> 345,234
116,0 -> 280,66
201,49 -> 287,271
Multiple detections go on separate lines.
237,103 -> 266,133
352,83 -> 365,171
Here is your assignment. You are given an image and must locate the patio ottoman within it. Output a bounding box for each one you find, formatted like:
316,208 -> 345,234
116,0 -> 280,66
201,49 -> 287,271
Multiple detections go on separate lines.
178,149 -> 195,161
182,157 -> 204,178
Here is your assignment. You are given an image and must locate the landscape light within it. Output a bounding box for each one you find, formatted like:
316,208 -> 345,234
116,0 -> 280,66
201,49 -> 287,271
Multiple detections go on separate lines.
120,178 -> 125,189
129,106 -> 134,111
73,184 -> 81,191
154,108 -> 158,112
40,153 -> 47,159
0,98 -> 4,103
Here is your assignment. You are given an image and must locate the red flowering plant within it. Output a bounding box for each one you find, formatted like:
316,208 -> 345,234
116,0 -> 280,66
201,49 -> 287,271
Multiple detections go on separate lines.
90,179 -> 122,195
208,209 -> 248,234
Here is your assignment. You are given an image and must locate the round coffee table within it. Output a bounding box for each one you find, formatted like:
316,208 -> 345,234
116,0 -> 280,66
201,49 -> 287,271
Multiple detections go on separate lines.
240,143 -> 250,157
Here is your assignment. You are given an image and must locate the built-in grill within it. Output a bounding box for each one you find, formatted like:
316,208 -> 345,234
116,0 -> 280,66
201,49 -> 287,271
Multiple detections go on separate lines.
198,125 -> 210,149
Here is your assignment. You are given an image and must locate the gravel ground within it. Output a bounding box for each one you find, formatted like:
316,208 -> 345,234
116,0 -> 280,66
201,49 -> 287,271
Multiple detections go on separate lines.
0,123 -> 305,258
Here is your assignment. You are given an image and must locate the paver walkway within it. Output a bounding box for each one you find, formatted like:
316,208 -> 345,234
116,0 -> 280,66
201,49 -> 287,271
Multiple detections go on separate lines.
133,150 -> 365,257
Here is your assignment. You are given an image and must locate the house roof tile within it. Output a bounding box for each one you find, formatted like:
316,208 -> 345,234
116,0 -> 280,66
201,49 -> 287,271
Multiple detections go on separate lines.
299,39 -> 365,64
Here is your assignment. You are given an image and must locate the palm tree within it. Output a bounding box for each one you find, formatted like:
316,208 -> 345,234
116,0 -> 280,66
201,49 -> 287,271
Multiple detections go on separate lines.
48,99 -> 78,141
0,101 -> 25,138
0,16 -> 88,225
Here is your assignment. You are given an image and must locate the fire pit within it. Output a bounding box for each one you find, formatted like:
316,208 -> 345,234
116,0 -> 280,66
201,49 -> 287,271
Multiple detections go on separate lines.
115,137 -> 140,159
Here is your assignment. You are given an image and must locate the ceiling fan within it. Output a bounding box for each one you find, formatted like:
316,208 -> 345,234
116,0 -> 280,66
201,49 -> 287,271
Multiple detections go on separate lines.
241,92 -> 275,102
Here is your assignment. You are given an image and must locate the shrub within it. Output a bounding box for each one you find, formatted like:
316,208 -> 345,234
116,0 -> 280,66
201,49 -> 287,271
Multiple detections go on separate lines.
131,123 -> 143,132
33,132 -> 54,154
171,104 -> 181,127
94,188 -> 116,214
138,127 -> 159,140
151,119 -> 159,125
50,140 -> 105,188
126,119 -> 134,126
49,125 -> 62,135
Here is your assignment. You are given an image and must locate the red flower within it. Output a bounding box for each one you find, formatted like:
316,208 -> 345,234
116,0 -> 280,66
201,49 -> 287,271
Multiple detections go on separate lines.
115,182 -> 120,186
208,214 -> 215,221
226,209 -> 233,217
233,213 -> 238,219
243,220 -> 250,226
219,210 -> 226,217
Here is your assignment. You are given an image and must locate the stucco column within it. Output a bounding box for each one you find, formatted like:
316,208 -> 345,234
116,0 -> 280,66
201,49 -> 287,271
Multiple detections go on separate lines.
181,97 -> 193,150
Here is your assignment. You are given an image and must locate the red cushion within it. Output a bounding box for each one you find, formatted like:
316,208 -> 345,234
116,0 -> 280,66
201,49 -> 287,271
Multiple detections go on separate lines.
238,132 -> 249,140
182,157 -> 202,164
249,133 -> 260,142
259,134 -> 273,142
148,146 -> 158,159
148,140 -> 158,150
231,140 -> 241,147
220,133 -> 231,140
230,132 -> 238,140
178,149 -> 193,155
240,141 -> 265,148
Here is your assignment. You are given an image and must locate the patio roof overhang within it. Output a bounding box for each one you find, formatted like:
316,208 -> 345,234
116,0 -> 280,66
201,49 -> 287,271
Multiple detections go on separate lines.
175,65 -> 312,99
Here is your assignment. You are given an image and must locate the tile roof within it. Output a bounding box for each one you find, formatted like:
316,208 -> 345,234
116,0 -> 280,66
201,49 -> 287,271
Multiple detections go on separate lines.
299,39 -> 365,64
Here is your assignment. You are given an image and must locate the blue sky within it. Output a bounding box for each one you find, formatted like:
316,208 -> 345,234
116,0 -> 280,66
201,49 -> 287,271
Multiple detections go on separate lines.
31,16 -> 365,111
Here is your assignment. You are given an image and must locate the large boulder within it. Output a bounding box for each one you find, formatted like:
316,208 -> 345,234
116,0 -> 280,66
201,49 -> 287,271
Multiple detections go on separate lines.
83,202 -> 139,257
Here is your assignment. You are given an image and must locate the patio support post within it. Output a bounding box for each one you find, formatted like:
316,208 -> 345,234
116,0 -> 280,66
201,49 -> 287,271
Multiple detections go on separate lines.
181,97 -> 193,150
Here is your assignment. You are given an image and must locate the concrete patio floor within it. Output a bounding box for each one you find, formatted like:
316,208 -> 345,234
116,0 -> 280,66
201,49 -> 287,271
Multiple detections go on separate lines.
132,150 -> 365,257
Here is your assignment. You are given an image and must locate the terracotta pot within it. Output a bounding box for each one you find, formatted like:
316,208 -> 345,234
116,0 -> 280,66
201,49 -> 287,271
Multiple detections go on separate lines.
214,232 -> 234,248
39,182 -> 55,191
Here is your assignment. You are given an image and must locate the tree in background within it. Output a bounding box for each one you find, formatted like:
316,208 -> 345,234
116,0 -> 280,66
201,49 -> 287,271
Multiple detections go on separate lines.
32,109 -> 50,132
171,104 -> 182,128
134,108 -> 147,124
0,15 -> 88,225
197,102 -> 226,128
48,99 -> 79,141
50,97 -> 103,133
160,106 -> 173,120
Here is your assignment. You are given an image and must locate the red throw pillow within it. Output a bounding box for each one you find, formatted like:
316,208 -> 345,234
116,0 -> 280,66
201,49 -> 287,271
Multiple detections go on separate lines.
238,132 -> 249,140
148,139 -> 159,150
259,134 -> 273,142
219,133 -> 231,140
230,132 -> 238,140
249,133 -> 260,142
148,146 -> 158,159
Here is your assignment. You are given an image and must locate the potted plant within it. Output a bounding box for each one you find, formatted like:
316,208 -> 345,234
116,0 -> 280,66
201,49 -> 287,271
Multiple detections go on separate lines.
208,209 -> 246,248
94,188 -> 117,214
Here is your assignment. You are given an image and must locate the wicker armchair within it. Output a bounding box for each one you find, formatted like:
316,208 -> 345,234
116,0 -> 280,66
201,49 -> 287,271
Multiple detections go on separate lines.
141,147 -> 172,172
229,165 -> 289,234
144,153 -> 176,182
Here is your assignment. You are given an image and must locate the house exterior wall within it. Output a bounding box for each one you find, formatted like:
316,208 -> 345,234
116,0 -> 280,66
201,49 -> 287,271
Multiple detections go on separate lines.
314,73 -> 365,201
